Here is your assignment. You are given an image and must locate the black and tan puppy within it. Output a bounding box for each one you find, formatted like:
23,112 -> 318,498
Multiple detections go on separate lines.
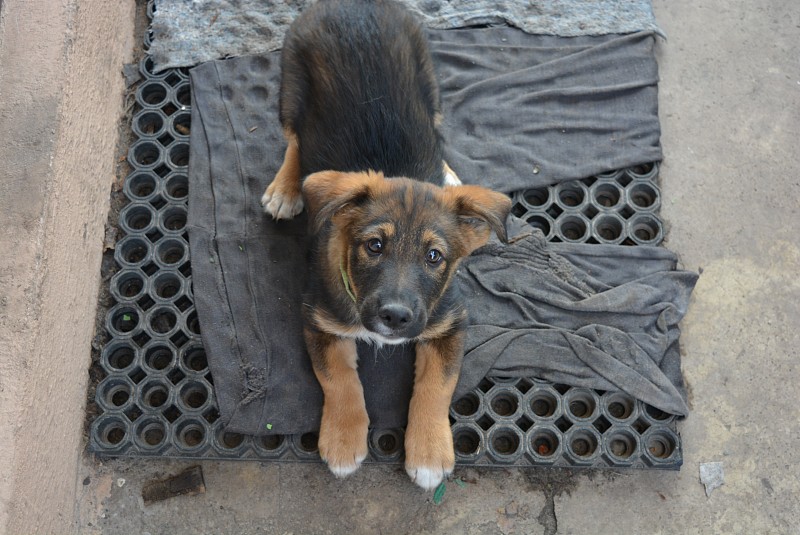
261,0 -> 511,489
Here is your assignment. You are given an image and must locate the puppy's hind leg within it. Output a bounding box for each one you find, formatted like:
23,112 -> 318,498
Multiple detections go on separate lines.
261,128 -> 305,220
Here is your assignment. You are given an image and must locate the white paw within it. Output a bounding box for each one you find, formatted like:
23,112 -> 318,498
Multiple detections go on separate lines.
443,170 -> 462,186
326,452 -> 366,478
406,465 -> 451,490
261,189 -> 304,220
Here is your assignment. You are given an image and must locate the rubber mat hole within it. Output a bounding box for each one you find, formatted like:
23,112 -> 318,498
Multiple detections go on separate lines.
175,83 -> 191,106
149,309 -> 177,334
112,309 -> 139,334
170,330 -> 190,348
135,111 -> 165,137
566,391 -> 597,420
162,207 -> 187,231
375,431 -> 401,455
592,415 -> 611,434
128,366 -> 147,383
525,214 -> 551,236
125,405 -> 143,422
104,425 -> 126,446
165,173 -> 189,200
142,385 -> 168,409
125,205 -> 154,231
163,405 -> 182,423
605,393 -> 635,421
632,418 -> 650,435
477,378 -> 494,393
183,347 -> 208,373
180,425 -> 205,448
299,432 -> 319,452
645,404 -> 671,421
186,311 -> 201,335
595,215 -> 623,241
490,392 -> 519,417
531,430 -> 559,457
180,382 -> 208,409
628,183 -> 657,209
554,416 -> 572,433
201,407 -> 219,424
530,391 -> 558,418
260,434 -> 284,450
476,414 -> 495,431
168,368 -> 187,384
132,141 -> 161,167
168,143 -> 190,168
557,184 -> 585,207
117,273 -> 145,299
629,162 -> 654,176
171,112 -> 191,137
491,430 -> 520,456
631,217 -> 659,242
144,345 -> 174,371
646,432 -> 676,459
120,238 -> 149,265
593,183 -> 621,208
222,432 -> 244,449
128,171 -> 158,199
511,203 -> 527,218
139,80 -> 168,106
142,422 -> 166,446
546,205 -> 563,219
608,431 -> 637,459
110,387 -> 130,407
164,71 -> 182,86
106,344 -> 135,371
152,272 -> 181,300
515,415 -> 533,432
454,428 -> 480,455
523,188 -> 549,207
452,392 -> 480,417
157,240 -> 186,266
559,216 -> 587,242
569,431 -> 598,457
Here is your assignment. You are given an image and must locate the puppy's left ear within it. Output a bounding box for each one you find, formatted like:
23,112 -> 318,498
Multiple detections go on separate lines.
444,185 -> 512,255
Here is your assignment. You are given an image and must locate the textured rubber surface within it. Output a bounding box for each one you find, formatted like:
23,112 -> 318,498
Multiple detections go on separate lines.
89,1 -> 679,469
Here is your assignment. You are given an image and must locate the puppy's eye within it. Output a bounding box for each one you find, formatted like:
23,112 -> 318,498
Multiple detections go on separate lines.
366,238 -> 383,255
426,249 -> 443,265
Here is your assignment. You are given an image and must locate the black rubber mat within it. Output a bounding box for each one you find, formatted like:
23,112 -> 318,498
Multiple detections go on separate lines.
89,1 -> 680,470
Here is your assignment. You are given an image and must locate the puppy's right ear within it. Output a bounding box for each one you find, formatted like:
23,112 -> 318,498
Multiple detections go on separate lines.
302,171 -> 383,233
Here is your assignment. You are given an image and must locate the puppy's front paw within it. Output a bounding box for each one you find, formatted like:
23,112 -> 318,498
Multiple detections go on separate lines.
318,405 -> 369,478
404,418 -> 455,490
261,179 -> 304,220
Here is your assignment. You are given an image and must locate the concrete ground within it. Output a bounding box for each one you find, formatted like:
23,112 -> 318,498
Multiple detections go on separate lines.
2,0 -> 798,533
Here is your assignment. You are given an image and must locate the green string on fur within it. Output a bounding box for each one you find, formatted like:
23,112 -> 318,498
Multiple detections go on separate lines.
340,260 -> 357,303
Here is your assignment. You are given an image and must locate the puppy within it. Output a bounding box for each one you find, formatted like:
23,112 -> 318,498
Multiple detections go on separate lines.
261,0 -> 511,490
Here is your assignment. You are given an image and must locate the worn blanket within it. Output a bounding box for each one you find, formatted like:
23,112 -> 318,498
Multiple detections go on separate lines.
187,28 -> 692,436
151,0 -> 663,71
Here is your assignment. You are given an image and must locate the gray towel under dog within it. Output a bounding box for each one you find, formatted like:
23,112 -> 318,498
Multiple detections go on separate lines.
187,28 -> 688,436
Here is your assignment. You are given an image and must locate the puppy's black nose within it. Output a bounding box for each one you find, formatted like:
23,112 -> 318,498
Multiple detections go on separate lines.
378,304 -> 413,330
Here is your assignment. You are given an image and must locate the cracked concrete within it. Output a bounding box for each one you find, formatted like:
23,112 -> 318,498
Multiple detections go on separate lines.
1,0 -> 798,532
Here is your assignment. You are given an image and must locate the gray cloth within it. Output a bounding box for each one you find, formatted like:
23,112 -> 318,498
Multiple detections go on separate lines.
151,0 -> 663,71
187,28 -> 688,436
434,28 -> 662,190
456,218 -> 696,416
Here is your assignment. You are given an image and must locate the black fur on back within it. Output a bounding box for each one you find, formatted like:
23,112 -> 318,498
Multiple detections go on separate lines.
279,0 -> 445,183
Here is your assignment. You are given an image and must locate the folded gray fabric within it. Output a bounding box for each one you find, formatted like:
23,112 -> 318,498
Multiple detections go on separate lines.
151,0 -> 662,71
187,28 -> 688,436
455,218 -> 697,416
434,28 -> 662,191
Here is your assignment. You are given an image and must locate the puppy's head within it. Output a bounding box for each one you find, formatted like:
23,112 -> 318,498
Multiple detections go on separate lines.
303,171 -> 511,342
